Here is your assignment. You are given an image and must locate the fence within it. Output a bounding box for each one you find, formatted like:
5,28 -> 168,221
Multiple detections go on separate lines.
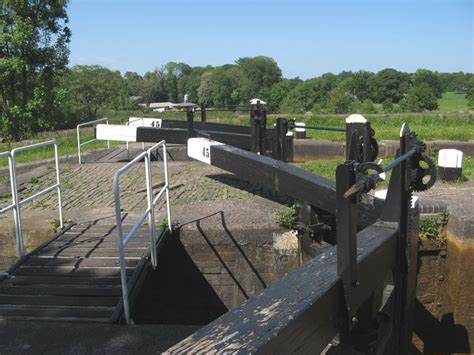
0,140 -> 63,257
76,118 -> 110,164
113,140 -> 171,324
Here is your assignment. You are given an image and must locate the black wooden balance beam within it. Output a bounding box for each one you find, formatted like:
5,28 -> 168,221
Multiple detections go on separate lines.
167,220 -> 399,353
187,138 -> 383,228
178,123 -> 431,353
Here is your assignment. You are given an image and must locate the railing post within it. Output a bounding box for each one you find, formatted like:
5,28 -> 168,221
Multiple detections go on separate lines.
8,153 -> 24,257
77,124 -> 82,165
77,118 -> 111,165
113,140 -> 171,324
54,143 -> 64,229
106,118 -> 110,149
7,140 -> 64,258
163,143 -> 172,231
145,151 -> 157,268
113,174 -> 131,324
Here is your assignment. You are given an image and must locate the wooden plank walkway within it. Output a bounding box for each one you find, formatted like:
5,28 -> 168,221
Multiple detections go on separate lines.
0,222 -> 153,323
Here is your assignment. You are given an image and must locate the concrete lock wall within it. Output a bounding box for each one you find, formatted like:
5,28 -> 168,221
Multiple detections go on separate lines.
442,211 -> 474,352
292,140 -> 474,162
0,210 -> 58,272
132,224 -> 301,325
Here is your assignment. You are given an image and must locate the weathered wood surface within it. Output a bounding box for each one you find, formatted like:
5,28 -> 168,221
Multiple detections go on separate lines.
0,222 -> 153,323
210,145 -> 383,227
166,221 -> 398,354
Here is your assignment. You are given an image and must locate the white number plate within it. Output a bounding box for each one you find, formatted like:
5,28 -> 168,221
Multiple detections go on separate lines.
187,138 -> 224,164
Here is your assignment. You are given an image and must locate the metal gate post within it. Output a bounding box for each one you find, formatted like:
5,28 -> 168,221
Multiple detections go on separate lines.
345,116 -> 376,163
250,101 -> 266,155
187,108 -> 195,139
273,117 -> 288,162
336,161 -> 359,337
8,155 -> 24,257
200,103 -> 207,122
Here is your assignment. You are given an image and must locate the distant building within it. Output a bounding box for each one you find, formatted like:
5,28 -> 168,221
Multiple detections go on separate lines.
129,96 -> 143,103
139,102 -> 199,112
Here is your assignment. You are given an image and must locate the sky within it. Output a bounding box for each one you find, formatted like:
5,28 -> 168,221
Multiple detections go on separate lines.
68,0 -> 473,79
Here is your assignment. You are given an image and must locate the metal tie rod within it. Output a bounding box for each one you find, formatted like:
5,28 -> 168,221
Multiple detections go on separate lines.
294,123 -> 345,132
343,147 -> 419,198
375,147 -> 418,176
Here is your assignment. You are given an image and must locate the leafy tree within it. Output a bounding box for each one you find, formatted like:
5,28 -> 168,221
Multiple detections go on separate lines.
197,72 -> 213,106
326,86 -> 358,114
123,72 -> 143,97
374,69 -> 410,103
236,56 -> 282,101
147,67 -> 168,102
439,72 -> 470,93
411,69 -> 442,98
400,83 -> 438,112
166,72 -> 178,103
319,72 -> 338,94
280,79 -> 325,113
210,65 -> 241,107
139,77 -> 159,106
185,66 -> 210,103
62,65 -> 126,120
382,99 -> 394,113
347,71 -> 376,102
162,62 -> 192,103
267,79 -> 300,113
0,0 -> 71,141
360,99 -> 377,114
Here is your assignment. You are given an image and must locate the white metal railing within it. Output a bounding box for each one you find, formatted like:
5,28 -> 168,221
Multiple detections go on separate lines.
126,117 -> 145,157
0,140 -> 63,257
113,140 -> 171,324
0,152 -> 15,216
77,118 -> 110,164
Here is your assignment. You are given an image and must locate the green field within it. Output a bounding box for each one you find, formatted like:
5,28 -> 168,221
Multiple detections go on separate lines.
101,108 -> 474,142
300,113 -> 474,142
0,129 -> 122,167
0,107 -> 472,167
437,92 -> 470,112
301,155 -> 474,185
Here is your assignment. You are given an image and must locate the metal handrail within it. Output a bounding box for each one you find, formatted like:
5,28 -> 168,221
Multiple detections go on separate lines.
0,151 -> 15,215
0,140 -> 63,257
77,117 -> 110,164
113,140 -> 171,324
126,117 -> 145,157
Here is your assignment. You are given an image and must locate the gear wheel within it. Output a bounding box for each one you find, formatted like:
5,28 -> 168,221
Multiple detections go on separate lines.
357,138 -> 379,163
411,154 -> 437,192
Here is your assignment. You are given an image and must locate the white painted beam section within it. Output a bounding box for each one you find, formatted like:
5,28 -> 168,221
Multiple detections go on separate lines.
187,138 -> 224,164
96,124 -> 137,142
128,117 -> 162,128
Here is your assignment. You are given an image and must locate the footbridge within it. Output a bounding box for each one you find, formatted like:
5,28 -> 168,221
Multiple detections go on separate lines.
0,140 -> 171,324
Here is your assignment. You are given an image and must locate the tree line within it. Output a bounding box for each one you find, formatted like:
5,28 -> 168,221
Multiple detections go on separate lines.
121,61 -> 473,115
1,1 -> 473,142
